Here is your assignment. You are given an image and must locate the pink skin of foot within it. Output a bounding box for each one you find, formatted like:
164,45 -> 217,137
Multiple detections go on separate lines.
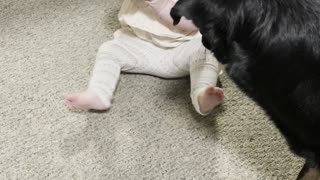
198,86 -> 224,114
65,87 -> 223,114
65,91 -> 111,111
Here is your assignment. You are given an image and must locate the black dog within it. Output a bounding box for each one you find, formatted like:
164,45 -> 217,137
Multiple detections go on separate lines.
171,0 -> 320,179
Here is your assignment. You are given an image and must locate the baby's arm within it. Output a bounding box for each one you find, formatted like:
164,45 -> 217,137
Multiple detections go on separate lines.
146,0 -> 198,33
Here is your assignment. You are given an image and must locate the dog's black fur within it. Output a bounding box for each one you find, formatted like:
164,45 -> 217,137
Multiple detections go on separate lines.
171,0 -> 320,177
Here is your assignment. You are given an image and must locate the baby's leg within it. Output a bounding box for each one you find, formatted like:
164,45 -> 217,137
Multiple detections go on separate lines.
67,30 -> 149,110
171,38 -> 224,115
130,37 -> 224,115
66,40 -> 122,110
66,30 -> 189,111
190,49 -> 224,115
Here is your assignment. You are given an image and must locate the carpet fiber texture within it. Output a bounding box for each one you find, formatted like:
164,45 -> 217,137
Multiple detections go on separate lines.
0,0 -> 304,179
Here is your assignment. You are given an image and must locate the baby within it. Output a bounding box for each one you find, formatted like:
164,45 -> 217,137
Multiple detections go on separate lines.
66,0 -> 224,115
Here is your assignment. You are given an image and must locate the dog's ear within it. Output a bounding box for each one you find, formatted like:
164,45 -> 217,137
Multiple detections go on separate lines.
170,0 -> 198,25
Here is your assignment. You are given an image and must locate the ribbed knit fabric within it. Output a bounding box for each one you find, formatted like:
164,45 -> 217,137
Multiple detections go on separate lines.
88,29 -> 221,114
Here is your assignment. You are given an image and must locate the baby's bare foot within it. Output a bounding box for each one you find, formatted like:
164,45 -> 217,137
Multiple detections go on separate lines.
198,86 -> 224,114
65,91 -> 110,111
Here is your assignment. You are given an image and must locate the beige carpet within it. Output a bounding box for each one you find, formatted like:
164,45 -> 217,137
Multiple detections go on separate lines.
0,0 -> 304,179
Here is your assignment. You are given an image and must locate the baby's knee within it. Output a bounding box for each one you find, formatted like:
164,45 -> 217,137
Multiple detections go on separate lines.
98,41 -> 115,53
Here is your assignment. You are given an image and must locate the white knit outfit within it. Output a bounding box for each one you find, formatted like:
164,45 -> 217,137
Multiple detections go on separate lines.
88,0 -> 221,115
